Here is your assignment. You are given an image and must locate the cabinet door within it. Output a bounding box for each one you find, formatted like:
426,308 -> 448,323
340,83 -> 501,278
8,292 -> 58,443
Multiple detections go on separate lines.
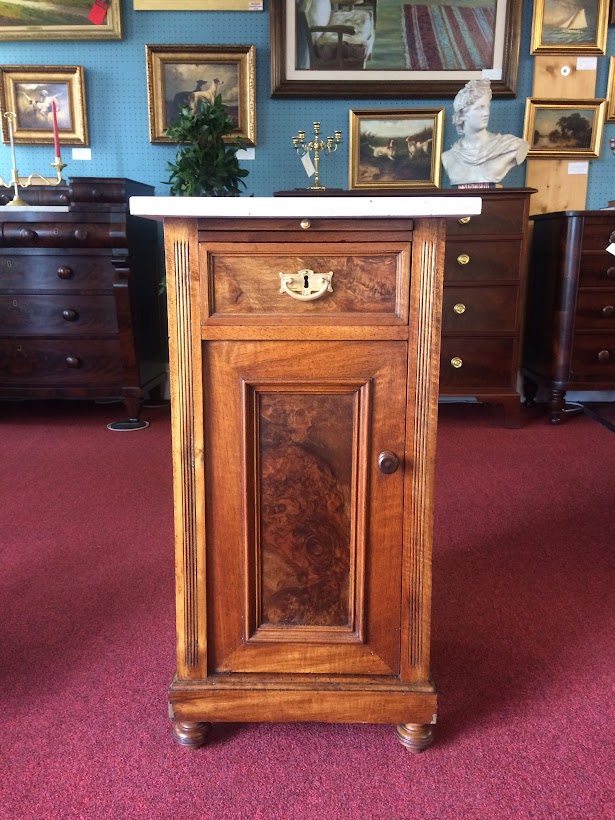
204,340 -> 407,677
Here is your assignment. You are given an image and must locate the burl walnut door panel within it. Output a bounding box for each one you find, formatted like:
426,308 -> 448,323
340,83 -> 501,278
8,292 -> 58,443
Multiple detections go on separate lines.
203,340 -> 407,677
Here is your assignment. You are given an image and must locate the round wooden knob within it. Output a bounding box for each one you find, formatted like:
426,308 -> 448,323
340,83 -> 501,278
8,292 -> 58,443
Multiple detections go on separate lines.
597,350 -> 610,362
62,308 -> 79,321
453,303 -> 466,314
606,267 -> 615,279
451,356 -> 463,369
458,216 -> 471,225
602,305 -> 614,317
74,228 -> 89,241
378,451 -> 399,474
57,266 -> 74,279
456,253 -> 470,266
65,356 -> 81,368
300,219 -> 311,230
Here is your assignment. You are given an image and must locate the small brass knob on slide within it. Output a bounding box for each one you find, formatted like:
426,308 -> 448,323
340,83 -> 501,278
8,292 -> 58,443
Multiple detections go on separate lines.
456,253 -> 470,266
453,303 -> 466,315
451,357 -> 463,369
378,451 -> 399,474
300,219 -> 311,230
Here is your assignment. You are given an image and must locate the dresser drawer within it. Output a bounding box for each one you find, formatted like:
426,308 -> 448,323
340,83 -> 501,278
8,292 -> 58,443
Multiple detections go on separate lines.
582,218 -> 615,251
570,336 -> 615,381
439,337 -> 516,389
1,221 -> 125,248
444,240 -> 522,283
0,294 -> 118,336
0,339 -> 123,385
574,291 -> 615,329
442,286 -> 518,332
578,254 -> 615,288
202,242 -> 410,325
0,253 -> 116,291
446,198 -> 526,237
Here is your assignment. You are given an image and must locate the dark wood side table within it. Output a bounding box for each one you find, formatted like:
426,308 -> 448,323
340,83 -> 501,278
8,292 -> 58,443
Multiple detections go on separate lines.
0,177 -> 167,428
522,210 -> 615,424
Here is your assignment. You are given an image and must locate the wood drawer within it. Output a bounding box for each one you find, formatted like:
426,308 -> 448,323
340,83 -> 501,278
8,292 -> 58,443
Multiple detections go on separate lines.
444,240 -> 523,283
0,294 -> 118,336
1,220 -> 125,248
442,286 -> 518,332
574,291 -> 615,329
578,254 -> 615,288
570,336 -> 615,381
201,242 -> 410,325
446,197 -> 526,236
582,218 -> 615,251
0,252 -> 115,291
439,337 -> 516,389
0,339 -> 123,385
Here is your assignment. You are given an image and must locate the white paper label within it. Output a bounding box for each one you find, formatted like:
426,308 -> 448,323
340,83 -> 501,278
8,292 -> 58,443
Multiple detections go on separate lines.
72,147 -> 91,160
481,68 -> 502,80
248,1 -> 263,8
576,57 -> 597,70
607,243 -> 615,257
568,161 -> 588,175
236,147 -> 255,160
301,151 -> 316,177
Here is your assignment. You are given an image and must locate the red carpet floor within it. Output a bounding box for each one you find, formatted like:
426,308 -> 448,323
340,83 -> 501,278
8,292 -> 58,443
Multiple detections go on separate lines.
1,399 -> 614,819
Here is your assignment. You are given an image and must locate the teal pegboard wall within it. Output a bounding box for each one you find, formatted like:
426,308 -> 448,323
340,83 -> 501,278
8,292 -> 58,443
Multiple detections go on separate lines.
0,1 -> 612,203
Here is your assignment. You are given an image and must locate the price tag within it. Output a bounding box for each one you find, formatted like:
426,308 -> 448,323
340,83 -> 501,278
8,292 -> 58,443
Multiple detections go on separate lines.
301,151 -> 315,177
568,161 -> 588,175
88,0 -> 109,25
607,243 -> 615,257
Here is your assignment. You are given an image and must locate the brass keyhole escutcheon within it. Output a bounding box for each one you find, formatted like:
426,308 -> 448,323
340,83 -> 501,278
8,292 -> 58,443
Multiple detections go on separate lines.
453,303 -> 466,315
451,357 -> 463,369
456,254 -> 470,266
378,451 -> 399,474
300,219 -> 311,230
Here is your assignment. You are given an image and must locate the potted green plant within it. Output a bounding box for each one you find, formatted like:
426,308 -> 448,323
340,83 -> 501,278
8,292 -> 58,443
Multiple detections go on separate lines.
163,95 -> 249,197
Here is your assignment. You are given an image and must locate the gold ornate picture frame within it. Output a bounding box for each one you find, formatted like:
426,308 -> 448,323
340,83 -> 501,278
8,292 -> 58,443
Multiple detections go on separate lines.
0,65 -> 89,146
523,98 -> 605,159
348,108 -> 444,190
530,0 -> 608,54
0,1 -> 122,41
606,57 -> 615,123
146,44 -> 256,145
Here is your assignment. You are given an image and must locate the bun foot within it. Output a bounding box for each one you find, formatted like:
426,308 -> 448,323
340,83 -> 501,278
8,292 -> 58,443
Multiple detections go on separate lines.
396,722 -> 434,753
172,720 -> 212,749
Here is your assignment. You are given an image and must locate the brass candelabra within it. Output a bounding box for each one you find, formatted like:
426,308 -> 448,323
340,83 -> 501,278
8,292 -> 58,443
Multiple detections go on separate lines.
292,122 -> 342,190
1,111 -> 67,206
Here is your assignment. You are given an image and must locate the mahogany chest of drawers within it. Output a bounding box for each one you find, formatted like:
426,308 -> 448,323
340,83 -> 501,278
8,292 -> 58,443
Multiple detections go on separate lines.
522,210 -> 615,423
0,177 -> 166,424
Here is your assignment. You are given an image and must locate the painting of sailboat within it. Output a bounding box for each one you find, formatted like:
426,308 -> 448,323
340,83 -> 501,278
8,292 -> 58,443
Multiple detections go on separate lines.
531,0 -> 608,52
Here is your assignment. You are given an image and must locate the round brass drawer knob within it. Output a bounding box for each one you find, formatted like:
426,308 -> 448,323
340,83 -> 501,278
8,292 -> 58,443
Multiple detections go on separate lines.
602,305 -> 614,317
57,266 -> 74,280
456,253 -> 470,266
453,303 -> 466,315
458,216 -> 472,225
378,451 -> 399,474
300,219 -> 311,230
62,308 -> 79,321
451,356 -> 463,369
597,350 -> 610,362
65,356 -> 81,368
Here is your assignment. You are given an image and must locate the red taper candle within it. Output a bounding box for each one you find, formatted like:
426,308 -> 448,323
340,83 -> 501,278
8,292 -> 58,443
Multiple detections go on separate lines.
51,99 -> 61,160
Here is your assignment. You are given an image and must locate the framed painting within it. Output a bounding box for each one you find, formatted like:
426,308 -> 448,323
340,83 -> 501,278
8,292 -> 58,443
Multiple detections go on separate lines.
0,1 -> 122,41
348,108 -> 444,189
530,0 -> 608,54
523,99 -> 605,159
606,57 -> 615,122
270,0 -> 522,99
0,65 -> 88,146
146,44 -> 256,144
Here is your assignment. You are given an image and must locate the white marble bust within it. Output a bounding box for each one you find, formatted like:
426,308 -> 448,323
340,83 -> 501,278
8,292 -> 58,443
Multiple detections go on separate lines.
441,79 -> 529,186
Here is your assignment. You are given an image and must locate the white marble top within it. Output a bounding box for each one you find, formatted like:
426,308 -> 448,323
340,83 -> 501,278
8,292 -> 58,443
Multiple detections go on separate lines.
1,205 -> 69,212
129,195 -> 482,221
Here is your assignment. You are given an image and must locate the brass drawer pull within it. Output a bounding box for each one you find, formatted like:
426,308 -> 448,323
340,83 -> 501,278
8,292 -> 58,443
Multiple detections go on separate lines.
453,303 -> 466,314
458,216 -> 472,225
456,253 -> 470,266
300,219 -> 311,230
450,357 -> 463,369
279,268 -> 333,302
597,350 -> 610,362
602,305 -> 614,317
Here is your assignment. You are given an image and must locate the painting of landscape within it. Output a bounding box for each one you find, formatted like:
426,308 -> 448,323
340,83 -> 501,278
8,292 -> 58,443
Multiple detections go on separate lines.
0,0 -> 122,40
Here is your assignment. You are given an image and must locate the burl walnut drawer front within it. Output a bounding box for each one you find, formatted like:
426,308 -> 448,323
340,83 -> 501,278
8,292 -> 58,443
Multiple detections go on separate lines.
444,240 -> 522,282
442,286 -> 518,332
439,337 -> 515,388
446,198 -> 526,237
0,294 -> 118,336
574,292 -> 615,329
0,253 -> 115,291
202,242 -> 410,325
0,339 -> 123,385
570,336 -> 615,381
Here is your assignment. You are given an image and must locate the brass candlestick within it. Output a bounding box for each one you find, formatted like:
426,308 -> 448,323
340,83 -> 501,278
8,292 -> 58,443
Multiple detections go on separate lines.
292,122 -> 342,190
1,111 -> 67,206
